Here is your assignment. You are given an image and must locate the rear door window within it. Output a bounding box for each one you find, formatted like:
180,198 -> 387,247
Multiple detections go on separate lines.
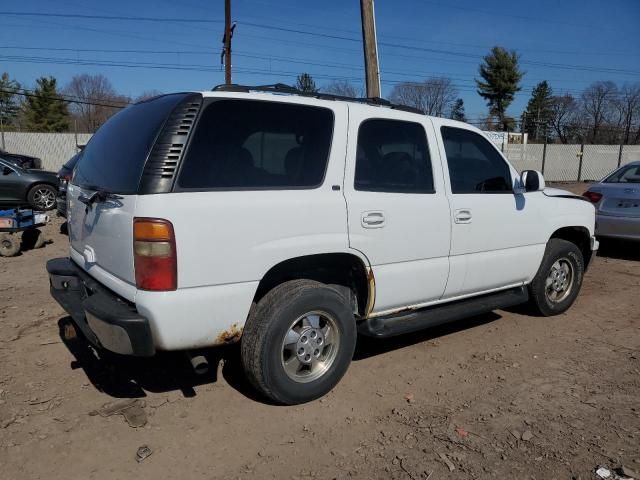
355,119 -> 434,193
178,100 -> 334,189
72,93 -> 190,194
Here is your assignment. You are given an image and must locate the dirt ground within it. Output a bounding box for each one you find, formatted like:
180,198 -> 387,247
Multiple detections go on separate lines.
1,182 -> 639,480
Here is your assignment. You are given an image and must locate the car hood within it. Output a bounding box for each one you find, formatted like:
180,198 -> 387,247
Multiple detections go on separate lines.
26,169 -> 57,176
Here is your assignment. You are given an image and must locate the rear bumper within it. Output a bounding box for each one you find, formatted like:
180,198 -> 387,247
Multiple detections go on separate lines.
47,257 -> 154,356
596,213 -> 640,241
588,234 -> 599,269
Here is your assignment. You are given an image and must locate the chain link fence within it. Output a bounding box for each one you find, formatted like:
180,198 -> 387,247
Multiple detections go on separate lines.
505,143 -> 640,182
1,132 -> 92,171
2,131 -> 640,181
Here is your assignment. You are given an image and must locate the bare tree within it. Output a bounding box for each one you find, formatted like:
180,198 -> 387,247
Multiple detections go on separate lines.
321,80 -> 363,98
63,74 -> 129,132
389,77 -> 457,116
134,90 -> 164,102
616,83 -> 640,144
581,81 -> 618,143
549,94 -> 579,144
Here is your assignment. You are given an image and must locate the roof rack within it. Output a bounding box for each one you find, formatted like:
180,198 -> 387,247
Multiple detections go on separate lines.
211,83 -> 424,115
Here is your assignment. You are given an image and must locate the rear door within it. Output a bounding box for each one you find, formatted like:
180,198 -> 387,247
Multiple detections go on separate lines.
344,108 -> 451,313
0,160 -> 24,204
68,93 -> 195,300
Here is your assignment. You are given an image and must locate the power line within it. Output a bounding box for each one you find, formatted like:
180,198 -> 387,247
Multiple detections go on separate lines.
0,11 -> 223,24
0,53 -> 600,97
0,86 -> 129,109
1,11 -> 638,76
419,0 -> 621,31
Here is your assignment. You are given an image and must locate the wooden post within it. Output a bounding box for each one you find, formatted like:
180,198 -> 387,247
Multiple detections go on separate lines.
360,0 -> 381,98
617,143 -> 624,168
224,0 -> 232,85
0,116 -> 5,151
541,138 -> 547,175
577,143 -> 584,181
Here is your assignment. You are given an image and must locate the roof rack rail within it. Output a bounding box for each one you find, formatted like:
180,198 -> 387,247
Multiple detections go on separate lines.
211,83 -> 424,115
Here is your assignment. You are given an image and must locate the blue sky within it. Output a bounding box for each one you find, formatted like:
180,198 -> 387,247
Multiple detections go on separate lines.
1,0 -> 639,121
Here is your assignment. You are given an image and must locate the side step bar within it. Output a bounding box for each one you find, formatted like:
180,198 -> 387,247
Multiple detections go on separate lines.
358,287 -> 528,338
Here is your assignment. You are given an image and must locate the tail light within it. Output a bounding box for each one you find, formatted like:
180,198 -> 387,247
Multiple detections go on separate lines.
582,191 -> 603,203
133,218 -> 177,291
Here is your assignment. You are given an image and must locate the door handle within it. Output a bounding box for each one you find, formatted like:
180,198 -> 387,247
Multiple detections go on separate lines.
454,209 -> 472,224
361,211 -> 385,228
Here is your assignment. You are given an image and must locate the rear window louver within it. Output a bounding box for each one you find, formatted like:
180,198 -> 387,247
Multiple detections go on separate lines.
139,94 -> 202,194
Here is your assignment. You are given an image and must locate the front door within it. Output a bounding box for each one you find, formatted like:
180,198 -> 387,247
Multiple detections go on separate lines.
344,111 -> 451,314
0,161 -> 23,204
436,124 -> 546,298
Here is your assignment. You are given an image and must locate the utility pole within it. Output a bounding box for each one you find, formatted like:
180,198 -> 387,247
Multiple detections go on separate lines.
359,0 -> 381,98
223,0 -> 232,84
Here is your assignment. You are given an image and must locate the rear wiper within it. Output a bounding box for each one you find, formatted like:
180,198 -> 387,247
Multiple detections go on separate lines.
78,187 -> 122,207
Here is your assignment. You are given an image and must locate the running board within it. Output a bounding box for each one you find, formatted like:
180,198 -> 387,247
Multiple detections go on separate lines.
358,287 -> 528,338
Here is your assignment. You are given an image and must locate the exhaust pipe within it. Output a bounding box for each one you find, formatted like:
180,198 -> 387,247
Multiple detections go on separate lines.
186,351 -> 209,375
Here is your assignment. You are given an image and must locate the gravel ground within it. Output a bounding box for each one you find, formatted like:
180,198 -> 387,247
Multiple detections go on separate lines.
0,183 -> 639,479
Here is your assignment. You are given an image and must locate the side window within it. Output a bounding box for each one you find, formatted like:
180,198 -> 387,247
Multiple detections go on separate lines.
178,100 -> 334,189
355,119 -> 434,193
441,127 -> 512,193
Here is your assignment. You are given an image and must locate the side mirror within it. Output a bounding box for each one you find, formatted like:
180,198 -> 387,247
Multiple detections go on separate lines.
2,166 -> 13,175
521,170 -> 545,192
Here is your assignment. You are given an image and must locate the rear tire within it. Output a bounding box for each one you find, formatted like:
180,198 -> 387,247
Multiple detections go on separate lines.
528,239 -> 584,316
27,184 -> 57,211
0,233 -> 20,257
241,280 -> 356,405
21,228 -> 45,249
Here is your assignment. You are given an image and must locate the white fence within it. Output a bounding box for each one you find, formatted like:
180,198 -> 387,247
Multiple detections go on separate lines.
2,132 -> 640,182
1,132 -> 92,171
504,144 -> 640,182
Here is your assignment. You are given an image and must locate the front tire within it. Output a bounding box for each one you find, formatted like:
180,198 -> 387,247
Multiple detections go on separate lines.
27,184 -> 57,211
528,239 -> 584,316
241,280 -> 356,405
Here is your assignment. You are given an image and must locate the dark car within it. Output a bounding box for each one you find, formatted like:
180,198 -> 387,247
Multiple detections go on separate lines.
0,157 -> 58,210
56,152 -> 82,217
0,148 -> 42,170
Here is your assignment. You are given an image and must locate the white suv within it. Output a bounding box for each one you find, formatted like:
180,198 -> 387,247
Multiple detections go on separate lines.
47,85 -> 598,404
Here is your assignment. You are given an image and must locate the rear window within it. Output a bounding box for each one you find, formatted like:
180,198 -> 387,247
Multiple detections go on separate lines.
72,94 -> 189,194
178,99 -> 333,190
604,165 -> 640,183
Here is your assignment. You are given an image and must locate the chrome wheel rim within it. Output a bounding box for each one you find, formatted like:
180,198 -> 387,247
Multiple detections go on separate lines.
281,311 -> 340,383
33,188 -> 55,210
545,258 -> 574,303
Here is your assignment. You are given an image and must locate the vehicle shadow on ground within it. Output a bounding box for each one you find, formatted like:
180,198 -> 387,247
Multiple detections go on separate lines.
597,238 -> 640,262
58,312 -> 502,404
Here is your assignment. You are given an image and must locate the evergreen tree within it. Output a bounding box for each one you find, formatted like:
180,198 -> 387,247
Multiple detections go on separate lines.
521,81 -> 553,141
23,77 -> 70,132
0,72 -> 20,128
476,47 -> 524,131
295,73 -> 318,93
449,98 -> 466,122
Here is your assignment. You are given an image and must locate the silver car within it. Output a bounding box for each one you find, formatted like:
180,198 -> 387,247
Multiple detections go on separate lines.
584,160 -> 640,241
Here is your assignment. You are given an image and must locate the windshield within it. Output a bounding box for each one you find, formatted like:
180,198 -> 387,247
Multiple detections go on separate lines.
72,93 -> 190,194
63,152 -> 82,170
604,164 -> 640,183
0,157 -> 22,172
